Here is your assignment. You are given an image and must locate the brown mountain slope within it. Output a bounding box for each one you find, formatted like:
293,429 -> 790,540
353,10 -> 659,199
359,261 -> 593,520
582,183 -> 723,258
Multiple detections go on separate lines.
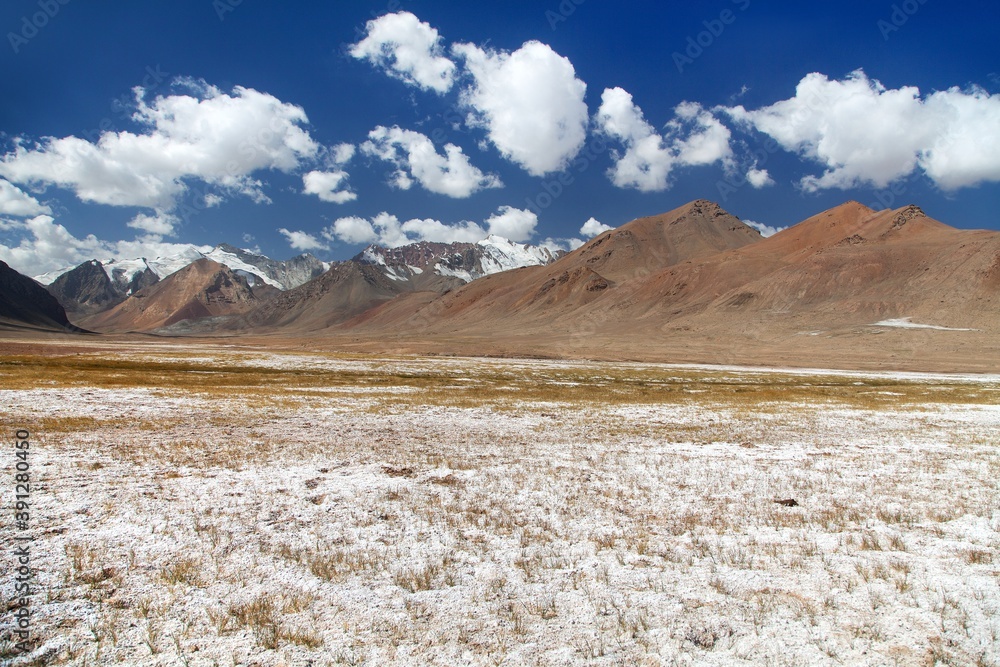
230,261 -> 414,332
79,259 -> 265,332
576,202 -> 1000,369
0,260 -> 83,332
574,198 -> 762,282
323,201 -> 999,370
627,203 -> 1000,331
366,199 -> 762,336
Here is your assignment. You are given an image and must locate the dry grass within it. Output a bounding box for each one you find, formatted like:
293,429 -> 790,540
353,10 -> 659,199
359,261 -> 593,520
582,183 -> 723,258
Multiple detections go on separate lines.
2,343 -> 998,666
2,349 -> 996,417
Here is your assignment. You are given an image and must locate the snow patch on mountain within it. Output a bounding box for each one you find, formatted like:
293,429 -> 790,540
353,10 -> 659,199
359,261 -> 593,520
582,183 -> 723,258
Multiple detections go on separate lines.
35,244 -> 329,291
477,234 -> 557,274
434,264 -> 475,282
205,247 -> 283,289
433,235 -> 558,282
360,246 -> 387,267
34,245 -> 210,287
360,246 -> 408,281
355,236 -> 561,285
146,246 -> 210,281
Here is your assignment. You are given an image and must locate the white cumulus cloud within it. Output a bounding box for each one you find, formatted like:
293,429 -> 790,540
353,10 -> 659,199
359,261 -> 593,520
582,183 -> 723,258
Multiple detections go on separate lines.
361,126 -> 502,198
365,212 -> 412,248
323,212 -> 410,248
400,217 -> 487,244
324,212 -> 485,248
919,86 -> 1000,190
453,40 -> 588,176
0,215 -> 211,277
484,206 -> 537,242
743,220 -> 787,238
350,11 -> 457,94
323,206 -> 540,248
278,228 -> 329,252
302,170 -> 357,204
0,80 -> 320,212
127,212 -> 179,236
724,70 -> 1000,192
0,179 -> 50,217
579,217 -> 613,237
746,166 -> 774,188
596,87 -> 733,192
203,193 -> 225,208
329,143 -> 356,165
539,237 -> 585,253
326,216 -> 378,245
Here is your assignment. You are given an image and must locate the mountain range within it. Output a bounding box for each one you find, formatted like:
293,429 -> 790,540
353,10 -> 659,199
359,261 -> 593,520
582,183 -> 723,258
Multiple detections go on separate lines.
38,244 -> 331,318
35,236 -> 564,331
5,200 -> 998,371
367,199 -> 997,367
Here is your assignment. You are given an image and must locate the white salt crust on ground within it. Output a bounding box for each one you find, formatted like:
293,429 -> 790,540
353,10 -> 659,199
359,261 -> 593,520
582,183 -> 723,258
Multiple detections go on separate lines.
1,352 -> 998,666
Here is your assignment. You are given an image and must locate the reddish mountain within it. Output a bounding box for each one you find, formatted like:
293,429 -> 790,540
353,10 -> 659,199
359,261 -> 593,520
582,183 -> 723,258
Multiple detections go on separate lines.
357,199 -> 763,336
230,261 -> 413,332
38,199 -> 999,371
326,200 -> 999,370
79,259 -> 268,333
628,203 -> 1000,330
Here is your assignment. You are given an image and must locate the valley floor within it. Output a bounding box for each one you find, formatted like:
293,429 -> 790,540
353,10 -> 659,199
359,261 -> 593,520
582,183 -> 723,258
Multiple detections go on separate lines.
1,339 -> 999,666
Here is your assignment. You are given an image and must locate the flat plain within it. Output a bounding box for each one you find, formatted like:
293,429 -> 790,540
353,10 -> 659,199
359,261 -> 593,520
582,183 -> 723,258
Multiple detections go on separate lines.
1,337 -> 999,666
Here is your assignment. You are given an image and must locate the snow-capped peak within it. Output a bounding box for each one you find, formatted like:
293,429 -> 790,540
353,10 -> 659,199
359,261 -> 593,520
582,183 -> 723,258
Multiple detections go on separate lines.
144,245 -> 211,279
360,245 -> 388,267
474,235 -> 558,276
35,244 -> 329,292
205,246 -> 283,289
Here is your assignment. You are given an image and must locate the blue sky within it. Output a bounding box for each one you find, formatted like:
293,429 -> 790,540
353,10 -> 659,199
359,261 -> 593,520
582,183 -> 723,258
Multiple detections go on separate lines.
1,0 -> 998,274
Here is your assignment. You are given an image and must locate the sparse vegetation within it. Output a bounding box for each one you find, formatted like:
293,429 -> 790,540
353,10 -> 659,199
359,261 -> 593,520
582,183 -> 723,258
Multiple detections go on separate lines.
2,342 -> 998,666
1,347 -> 997,414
